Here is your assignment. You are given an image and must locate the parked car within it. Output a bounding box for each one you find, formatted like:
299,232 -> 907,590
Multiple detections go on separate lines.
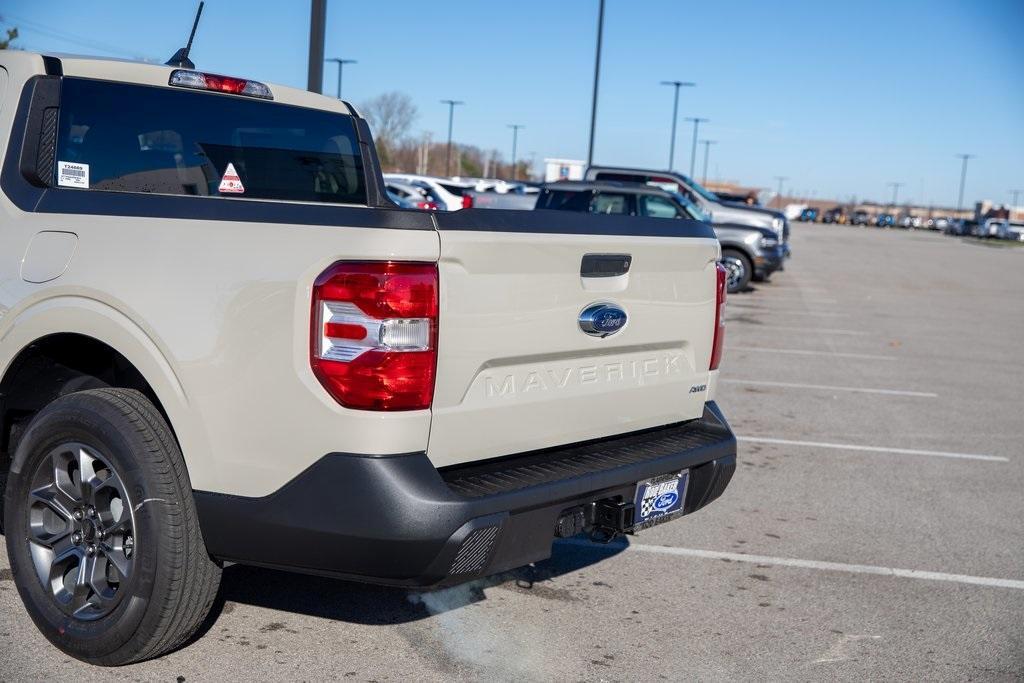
535,181 -> 784,293
851,210 -> 872,226
584,166 -> 790,260
822,207 -> 847,224
383,173 -> 474,210
926,216 -> 950,231
385,180 -> 439,210
897,214 -> 920,229
875,213 -> 896,228
798,207 -> 819,222
0,51 -> 737,665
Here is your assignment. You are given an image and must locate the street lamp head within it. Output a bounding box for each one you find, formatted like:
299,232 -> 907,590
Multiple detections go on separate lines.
325,57 -> 357,65
441,99 -> 465,106
660,80 -> 696,88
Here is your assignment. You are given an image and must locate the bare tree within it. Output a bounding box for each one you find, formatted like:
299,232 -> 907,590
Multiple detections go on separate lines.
0,18 -> 18,49
359,92 -> 418,165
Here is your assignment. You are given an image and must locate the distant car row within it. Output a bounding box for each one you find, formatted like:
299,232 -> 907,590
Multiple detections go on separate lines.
796,206 -> 1024,241
800,207 -> 952,230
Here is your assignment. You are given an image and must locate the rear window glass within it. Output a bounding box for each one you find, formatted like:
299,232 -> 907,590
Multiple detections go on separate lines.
54,78 -> 366,205
437,182 -> 468,196
536,189 -> 594,211
591,193 -> 629,215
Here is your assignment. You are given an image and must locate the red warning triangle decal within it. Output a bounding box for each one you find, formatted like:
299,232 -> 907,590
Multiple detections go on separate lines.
218,163 -> 245,194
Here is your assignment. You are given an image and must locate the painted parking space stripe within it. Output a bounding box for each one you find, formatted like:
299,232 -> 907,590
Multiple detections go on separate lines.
730,346 -> 896,361
559,539 -> 1024,591
721,379 -> 937,398
737,436 -> 1007,463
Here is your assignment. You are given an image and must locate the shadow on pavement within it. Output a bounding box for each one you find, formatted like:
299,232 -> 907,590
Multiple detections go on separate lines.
195,535 -> 628,635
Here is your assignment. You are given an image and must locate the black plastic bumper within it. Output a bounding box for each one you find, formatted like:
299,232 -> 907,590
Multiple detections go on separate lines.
194,402 -> 736,587
755,245 -> 786,279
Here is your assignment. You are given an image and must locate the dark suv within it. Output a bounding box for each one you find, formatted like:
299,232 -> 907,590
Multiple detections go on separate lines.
536,182 -> 785,292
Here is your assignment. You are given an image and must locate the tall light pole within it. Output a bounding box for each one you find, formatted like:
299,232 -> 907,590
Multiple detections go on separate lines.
507,124 -> 525,180
700,139 -> 716,185
324,57 -> 356,99
684,117 -> 708,178
887,181 -> 904,207
660,80 -> 695,170
955,153 -> 975,215
773,176 -> 788,209
1011,189 -> 1022,212
586,0 -> 605,166
306,0 -> 327,93
441,99 -> 464,177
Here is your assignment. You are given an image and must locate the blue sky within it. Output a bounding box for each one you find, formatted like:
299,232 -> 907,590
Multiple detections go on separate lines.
4,0 -> 1022,206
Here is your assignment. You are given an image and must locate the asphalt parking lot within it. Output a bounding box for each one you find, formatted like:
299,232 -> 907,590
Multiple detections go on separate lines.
2,223 -> 1022,681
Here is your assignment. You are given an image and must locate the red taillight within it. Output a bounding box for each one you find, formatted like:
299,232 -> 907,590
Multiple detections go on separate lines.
710,263 -> 727,371
461,194 -> 474,209
311,262 -> 438,411
415,200 -> 439,211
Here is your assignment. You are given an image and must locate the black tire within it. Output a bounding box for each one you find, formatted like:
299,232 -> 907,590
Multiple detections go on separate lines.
3,388 -> 221,665
720,249 -> 752,294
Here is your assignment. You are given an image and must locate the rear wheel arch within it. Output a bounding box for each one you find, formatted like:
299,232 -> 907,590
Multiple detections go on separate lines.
0,333 -> 182,527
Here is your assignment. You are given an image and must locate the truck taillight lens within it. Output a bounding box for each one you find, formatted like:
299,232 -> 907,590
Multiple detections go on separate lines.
168,69 -> 273,99
311,262 -> 438,411
461,194 -> 474,209
710,263 -> 727,371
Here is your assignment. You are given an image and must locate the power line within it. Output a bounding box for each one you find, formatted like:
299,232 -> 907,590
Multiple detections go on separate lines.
3,13 -> 160,61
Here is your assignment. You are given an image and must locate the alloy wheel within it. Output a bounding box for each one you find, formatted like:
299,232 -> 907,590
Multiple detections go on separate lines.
721,255 -> 746,291
26,443 -> 136,621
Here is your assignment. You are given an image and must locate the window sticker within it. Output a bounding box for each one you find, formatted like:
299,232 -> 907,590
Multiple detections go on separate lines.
218,163 -> 245,194
57,161 -> 89,188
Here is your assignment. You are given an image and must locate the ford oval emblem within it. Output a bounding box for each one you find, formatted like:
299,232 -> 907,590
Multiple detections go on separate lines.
653,491 -> 679,512
578,303 -> 628,338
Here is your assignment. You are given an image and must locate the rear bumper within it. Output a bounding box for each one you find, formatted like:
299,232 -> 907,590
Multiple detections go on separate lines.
195,402 -> 736,587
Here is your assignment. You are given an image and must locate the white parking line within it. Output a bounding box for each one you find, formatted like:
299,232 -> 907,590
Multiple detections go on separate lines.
721,379 -> 937,398
559,539 -> 1024,590
738,436 -> 1007,463
730,346 -> 896,361
730,324 -> 869,336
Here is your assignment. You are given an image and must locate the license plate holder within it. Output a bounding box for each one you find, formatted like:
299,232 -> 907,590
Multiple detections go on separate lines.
632,470 -> 688,530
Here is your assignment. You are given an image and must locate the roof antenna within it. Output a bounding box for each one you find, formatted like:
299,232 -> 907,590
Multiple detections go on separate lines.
165,1 -> 204,69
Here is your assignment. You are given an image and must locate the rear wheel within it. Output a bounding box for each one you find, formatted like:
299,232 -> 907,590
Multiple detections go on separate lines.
720,249 -> 752,293
4,388 -> 221,665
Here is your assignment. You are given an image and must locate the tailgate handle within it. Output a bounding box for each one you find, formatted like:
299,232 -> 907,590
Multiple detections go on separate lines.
581,253 -> 632,278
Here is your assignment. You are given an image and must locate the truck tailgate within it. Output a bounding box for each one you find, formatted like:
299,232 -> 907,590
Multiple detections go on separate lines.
428,210 -> 720,468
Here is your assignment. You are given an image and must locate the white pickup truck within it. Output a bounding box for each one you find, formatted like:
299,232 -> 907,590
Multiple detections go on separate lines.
0,51 -> 736,665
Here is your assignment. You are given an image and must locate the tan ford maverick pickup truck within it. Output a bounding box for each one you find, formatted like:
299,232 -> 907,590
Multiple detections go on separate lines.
0,51 -> 736,664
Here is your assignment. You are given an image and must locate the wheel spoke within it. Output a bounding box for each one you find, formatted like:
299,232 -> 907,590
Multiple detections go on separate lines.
77,447 -> 101,501
50,449 -> 80,502
87,553 -> 113,599
70,559 -> 94,615
103,516 -> 132,537
48,531 -> 78,562
29,483 -> 77,522
101,546 -> 131,580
